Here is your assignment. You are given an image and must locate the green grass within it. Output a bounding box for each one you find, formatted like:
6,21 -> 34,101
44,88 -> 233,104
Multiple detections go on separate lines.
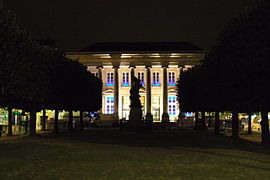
0,129 -> 269,180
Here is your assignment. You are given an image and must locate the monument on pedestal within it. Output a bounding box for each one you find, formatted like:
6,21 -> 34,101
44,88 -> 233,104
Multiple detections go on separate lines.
128,76 -> 144,129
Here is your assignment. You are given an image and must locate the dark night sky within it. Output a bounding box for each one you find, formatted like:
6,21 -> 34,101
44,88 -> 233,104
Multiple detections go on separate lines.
5,0 -> 254,51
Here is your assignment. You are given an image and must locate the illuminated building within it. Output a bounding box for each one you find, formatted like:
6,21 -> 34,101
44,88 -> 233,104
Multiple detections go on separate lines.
67,42 -> 206,122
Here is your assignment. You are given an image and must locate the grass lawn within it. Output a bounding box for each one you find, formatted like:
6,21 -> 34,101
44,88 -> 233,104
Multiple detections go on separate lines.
0,129 -> 269,180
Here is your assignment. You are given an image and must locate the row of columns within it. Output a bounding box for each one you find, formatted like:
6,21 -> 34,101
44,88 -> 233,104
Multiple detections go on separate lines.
113,66 -> 119,120
97,65 -> 184,122
162,66 -> 169,124
145,66 -> 153,123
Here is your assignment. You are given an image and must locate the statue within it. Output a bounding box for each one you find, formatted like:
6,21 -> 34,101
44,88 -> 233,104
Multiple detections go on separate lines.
130,77 -> 142,108
128,76 -> 143,129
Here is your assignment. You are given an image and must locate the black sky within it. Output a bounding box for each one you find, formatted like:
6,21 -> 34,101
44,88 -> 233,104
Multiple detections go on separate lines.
5,0 -> 254,51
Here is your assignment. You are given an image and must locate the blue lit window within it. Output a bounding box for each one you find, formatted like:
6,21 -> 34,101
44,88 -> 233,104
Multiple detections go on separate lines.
168,72 -> 175,86
122,72 -> 129,86
152,72 -> 160,86
107,72 -> 114,86
138,72 -> 145,86
168,96 -> 176,116
185,112 -> 193,116
106,97 -> 114,114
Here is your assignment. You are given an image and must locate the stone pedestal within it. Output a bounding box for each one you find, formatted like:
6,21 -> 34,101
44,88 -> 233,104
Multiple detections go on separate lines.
162,113 -> 170,124
128,106 -> 144,129
162,113 -> 170,127
145,113 -> 153,128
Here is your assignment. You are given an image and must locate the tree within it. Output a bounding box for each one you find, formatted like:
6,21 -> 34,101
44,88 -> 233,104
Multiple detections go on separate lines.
0,9 -> 103,136
202,0 -> 270,143
177,66 -> 208,130
0,10 -> 35,135
45,53 -> 102,132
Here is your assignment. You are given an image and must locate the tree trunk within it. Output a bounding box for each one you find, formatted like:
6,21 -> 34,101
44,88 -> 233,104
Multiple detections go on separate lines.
7,107 -> 12,136
194,111 -> 199,130
42,108 -> 46,131
180,112 -> 184,128
79,111 -> 84,130
248,112 -> 252,134
208,112 -> 212,127
214,111 -> 220,135
261,110 -> 270,144
232,111 -> 239,138
29,110 -> 37,136
54,110 -> 59,133
68,110 -> 73,130
201,111 -> 207,129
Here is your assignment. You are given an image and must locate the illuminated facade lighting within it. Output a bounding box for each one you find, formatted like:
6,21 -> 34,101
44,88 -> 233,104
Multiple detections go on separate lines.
66,42 -> 206,122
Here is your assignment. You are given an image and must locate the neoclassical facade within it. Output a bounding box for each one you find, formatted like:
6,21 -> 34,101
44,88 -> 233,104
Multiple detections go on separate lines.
67,42 -> 206,122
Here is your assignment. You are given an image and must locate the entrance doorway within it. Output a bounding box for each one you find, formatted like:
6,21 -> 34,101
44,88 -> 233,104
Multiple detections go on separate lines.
152,96 -> 160,121
122,96 -> 130,120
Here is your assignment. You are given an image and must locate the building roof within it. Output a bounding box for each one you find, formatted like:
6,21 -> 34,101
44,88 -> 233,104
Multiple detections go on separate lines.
80,42 -> 203,53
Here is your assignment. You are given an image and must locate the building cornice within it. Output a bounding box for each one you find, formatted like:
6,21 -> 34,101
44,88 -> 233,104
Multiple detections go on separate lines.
66,51 -> 206,67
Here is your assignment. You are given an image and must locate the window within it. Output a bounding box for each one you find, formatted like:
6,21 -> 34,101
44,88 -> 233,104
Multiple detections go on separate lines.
122,72 -> 129,86
168,96 -> 177,116
122,96 -> 130,120
152,72 -> 160,86
168,72 -> 175,86
152,96 -> 160,121
106,97 -> 114,114
107,72 -> 114,86
137,72 -> 145,86
185,112 -> 193,116
92,72 -> 98,77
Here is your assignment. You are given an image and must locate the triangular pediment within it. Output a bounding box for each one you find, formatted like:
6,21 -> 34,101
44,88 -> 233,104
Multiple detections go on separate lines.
139,89 -> 146,93
103,89 -> 114,94
168,88 -> 176,93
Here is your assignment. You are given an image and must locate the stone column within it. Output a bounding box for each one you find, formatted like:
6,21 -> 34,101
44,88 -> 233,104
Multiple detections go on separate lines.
162,65 -> 169,124
145,66 -> 153,125
113,65 -> 119,120
98,66 -> 103,80
179,66 -> 184,79
97,66 -> 103,114
130,66 -> 135,86
177,66 -> 184,124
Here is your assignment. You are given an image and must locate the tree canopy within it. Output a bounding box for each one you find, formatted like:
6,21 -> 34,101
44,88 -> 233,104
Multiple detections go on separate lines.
0,10 -> 102,135
177,0 -> 270,143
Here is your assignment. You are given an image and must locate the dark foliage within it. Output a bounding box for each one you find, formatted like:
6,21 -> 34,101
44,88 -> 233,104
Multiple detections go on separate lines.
0,10 -> 102,135
177,0 -> 270,143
